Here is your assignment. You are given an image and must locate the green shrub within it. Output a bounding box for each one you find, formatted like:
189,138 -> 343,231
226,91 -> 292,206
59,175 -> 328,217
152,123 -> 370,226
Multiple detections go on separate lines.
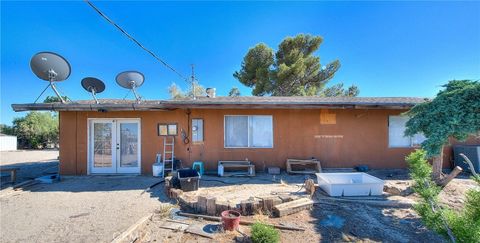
250,222 -> 280,243
407,149 -> 480,242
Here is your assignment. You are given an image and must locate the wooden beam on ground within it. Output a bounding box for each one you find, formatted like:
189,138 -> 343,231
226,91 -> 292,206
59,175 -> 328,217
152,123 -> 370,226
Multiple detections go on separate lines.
176,212 -> 305,231
272,198 -> 314,217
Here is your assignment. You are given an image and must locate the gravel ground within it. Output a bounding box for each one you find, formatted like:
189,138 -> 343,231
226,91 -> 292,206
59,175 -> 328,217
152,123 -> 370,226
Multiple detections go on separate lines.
0,150 -> 59,186
0,176 -> 169,243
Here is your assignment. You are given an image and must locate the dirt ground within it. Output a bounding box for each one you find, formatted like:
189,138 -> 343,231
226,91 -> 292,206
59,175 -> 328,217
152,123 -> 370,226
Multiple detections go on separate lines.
0,176 -> 170,243
129,170 -> 477,243
0,168 -> 477,243
0,150 -> 59,186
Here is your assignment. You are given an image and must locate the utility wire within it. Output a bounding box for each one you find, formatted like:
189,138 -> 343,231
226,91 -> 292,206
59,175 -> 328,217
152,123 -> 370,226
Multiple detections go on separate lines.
84,0 -> 191,84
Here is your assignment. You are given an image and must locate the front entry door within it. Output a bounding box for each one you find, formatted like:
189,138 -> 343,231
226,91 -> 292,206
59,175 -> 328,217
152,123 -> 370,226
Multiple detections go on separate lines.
89,119 -> 141,174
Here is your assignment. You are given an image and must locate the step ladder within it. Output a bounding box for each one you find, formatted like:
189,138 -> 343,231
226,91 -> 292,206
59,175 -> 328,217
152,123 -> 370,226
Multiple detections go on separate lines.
162,136 -> 175,178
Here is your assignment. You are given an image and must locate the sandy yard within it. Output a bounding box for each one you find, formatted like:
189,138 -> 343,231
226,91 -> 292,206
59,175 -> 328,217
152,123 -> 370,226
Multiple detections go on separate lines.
0,176 -> 169,243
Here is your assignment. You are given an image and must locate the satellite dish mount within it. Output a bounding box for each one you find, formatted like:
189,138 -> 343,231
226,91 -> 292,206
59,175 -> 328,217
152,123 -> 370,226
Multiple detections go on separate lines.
81,77 -> 106,104
30,52 -> 71,103
116,71 -> 145,102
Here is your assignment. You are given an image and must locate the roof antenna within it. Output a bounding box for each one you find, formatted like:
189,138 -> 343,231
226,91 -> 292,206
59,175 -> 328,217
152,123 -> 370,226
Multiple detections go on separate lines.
191,64 -> 196,100
30,52 -> 71,103
115,71 -> 145,103
81,77 -> 105,104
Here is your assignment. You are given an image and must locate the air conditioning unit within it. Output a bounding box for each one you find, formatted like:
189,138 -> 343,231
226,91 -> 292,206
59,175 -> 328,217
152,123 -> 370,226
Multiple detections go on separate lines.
453,145 -> 480,174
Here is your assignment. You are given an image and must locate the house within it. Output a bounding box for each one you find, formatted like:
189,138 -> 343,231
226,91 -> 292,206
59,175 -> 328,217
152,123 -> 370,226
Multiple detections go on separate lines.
0,133 -> 17,151
12,96 -> 475,175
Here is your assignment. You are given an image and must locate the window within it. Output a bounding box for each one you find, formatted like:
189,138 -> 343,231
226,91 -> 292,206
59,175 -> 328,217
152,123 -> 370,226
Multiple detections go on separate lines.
158,124 -> 177,136
192,119 -> 203,142
224,115 -> 273,148
388,116 -> 426,147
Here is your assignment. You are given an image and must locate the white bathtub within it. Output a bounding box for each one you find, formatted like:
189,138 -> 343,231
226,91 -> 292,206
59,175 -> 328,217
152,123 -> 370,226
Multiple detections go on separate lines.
315,172 -> 385,196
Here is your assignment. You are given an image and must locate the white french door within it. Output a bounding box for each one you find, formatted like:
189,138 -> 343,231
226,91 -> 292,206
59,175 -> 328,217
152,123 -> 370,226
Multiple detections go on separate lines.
89,119 -> 141,174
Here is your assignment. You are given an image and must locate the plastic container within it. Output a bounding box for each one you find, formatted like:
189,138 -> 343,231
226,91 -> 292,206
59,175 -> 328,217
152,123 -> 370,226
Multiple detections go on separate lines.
177,169 -> 199,192
221,210 -> 241,231
152,163 -> 163,177
316,172 -> 384,196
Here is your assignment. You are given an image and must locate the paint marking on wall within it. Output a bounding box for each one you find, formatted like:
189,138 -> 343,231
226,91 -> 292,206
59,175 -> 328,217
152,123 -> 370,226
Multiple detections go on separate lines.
314,135 -> 344,139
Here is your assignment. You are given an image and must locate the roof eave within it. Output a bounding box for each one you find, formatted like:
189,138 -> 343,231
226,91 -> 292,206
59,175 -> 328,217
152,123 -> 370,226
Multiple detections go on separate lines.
11,102 -> 416,112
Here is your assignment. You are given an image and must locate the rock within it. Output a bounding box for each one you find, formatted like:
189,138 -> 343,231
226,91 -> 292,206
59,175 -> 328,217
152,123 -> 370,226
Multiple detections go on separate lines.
383,181 -> 413,196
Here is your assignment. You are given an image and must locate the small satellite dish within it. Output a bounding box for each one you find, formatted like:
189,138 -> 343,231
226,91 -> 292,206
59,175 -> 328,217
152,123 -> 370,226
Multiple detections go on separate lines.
30,52 -> 71,103
116,71 -> 144,102
81,77 -> 105,104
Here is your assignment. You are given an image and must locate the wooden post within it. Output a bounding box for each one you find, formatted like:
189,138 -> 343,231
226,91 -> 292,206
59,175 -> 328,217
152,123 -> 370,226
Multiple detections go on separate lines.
206,197 -> 216,216
197,196 -> 207,214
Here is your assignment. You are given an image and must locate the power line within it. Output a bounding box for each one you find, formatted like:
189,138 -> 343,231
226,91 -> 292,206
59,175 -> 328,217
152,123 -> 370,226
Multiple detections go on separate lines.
84,0 -> 191,84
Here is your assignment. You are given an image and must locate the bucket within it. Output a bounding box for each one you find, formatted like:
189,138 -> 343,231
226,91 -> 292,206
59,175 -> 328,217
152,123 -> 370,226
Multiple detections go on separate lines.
152,163 -> 163,177
221,210 -> 241,231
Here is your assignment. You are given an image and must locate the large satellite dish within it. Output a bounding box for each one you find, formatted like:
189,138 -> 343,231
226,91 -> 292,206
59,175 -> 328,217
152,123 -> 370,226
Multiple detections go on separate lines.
81,77 -> 105,104
116,71 -> 144,102
30,52 -> 71,103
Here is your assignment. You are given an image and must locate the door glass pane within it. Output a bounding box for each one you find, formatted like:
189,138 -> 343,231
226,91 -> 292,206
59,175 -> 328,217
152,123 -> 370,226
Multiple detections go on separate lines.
119,123 -> 138,167
93,123 -> 112,167
225,116 -> 248,147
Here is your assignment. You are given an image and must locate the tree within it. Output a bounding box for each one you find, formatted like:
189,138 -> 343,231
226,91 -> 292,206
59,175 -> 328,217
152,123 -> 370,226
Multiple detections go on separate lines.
320,83 -> 360,97
13,111 -> 59,149
0,124 -> 15,135
228,87 -> 241,97
168,82 -> 207,99
43,95 -> 69,103
405,80 -> 480,185
234,34 -> 341,96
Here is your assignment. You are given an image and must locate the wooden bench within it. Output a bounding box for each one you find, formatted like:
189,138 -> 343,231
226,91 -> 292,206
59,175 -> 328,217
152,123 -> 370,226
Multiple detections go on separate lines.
0,167 -> 19,183
286,159 -> 322,174
218,161 -> 255,177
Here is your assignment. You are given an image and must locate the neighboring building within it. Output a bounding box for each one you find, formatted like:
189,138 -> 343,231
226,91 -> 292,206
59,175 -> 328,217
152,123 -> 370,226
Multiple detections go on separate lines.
0,133 -> 17,151
12,96 -> 479,175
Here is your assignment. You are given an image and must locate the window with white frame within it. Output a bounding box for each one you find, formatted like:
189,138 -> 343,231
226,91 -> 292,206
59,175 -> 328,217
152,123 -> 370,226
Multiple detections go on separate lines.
224,115 -> 273,148
388,116 -> 426,147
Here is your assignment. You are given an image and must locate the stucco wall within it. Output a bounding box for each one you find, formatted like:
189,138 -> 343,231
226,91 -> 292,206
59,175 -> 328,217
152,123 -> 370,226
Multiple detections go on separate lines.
58,108 -> 479,175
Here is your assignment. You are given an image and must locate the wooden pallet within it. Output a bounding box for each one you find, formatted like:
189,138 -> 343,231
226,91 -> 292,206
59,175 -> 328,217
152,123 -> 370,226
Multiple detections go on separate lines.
286,159 -> 322,174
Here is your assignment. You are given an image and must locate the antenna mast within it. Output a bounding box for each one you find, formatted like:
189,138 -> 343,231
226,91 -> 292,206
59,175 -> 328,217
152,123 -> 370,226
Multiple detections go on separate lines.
191,64 -> 196,100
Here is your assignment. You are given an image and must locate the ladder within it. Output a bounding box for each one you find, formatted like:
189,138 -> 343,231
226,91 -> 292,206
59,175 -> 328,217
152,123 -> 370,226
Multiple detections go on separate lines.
162,136 -> 175,178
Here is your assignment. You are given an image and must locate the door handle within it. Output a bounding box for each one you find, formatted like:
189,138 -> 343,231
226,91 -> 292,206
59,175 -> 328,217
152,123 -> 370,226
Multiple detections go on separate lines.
116,143 -> 119,150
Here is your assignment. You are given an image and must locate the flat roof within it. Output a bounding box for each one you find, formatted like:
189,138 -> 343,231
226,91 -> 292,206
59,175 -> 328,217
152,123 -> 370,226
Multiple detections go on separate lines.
11,96 -> 428,112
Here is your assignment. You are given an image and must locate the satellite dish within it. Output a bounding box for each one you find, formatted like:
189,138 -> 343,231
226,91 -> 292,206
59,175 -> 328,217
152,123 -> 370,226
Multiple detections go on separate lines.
30,52 -> 71,103
116,71 -> 144,102
81,77 -> 105,104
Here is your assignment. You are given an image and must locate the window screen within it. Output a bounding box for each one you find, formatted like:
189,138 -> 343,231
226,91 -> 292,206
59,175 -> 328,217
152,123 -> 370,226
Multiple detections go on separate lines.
250,116 -> 273,147
225,116 -> 248,147
192,119 -> 204,142
225,115 -> 273,148
388,116 -> 426,147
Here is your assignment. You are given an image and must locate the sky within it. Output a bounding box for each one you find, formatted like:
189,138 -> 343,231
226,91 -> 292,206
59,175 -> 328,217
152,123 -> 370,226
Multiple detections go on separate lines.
1,1 -> 479,124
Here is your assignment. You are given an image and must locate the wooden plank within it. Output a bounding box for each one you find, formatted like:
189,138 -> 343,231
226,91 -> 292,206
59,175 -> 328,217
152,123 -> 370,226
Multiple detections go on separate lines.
185,224 -> 214,239
177,212 -> 305,231
273,198 -> 314,217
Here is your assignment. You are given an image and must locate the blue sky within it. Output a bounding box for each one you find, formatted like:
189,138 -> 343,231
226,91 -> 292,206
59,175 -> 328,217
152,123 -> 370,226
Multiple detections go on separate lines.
1,1 -> 479,124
